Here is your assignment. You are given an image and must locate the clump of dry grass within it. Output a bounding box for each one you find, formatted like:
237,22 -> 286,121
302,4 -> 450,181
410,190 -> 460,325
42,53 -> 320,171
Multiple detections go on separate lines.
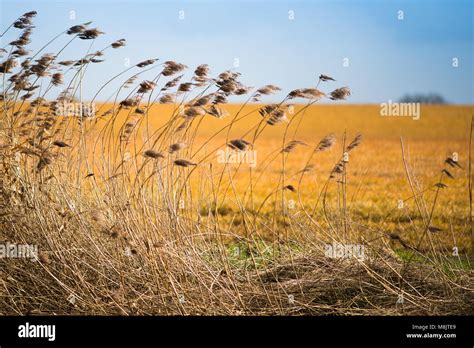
249,253 -> 474,315
0,11 -> 472,316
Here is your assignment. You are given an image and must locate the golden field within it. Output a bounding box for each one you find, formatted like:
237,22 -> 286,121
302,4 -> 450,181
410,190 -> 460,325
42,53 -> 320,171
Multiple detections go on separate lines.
67,103 -> 473,251
4,100 -> 472,315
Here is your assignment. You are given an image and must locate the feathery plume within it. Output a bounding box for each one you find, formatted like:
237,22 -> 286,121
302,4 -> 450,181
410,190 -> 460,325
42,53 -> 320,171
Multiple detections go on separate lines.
136,59 -> 158,68
178,82 -> 193,93
111,38 -> 126,48
169,142 -> 188,154
442,169 -> 454,179
329,87 -> 351,100
267,109 -> 287,125
445,157 -> 462,169
162,61 -> 188,76
228,139 -> 252,152
51,73 -> 63,86
137,80 -> 156,93
207,105 -> 228,118
162,75 -> 183,90
144,150 -> 164,159
346,134 -> 362,152
184,106 -> 206,119
434,182 -> 448,189
67,23 -> 89,35
159,94 -> 175,104
282,140 -> 307,153
78,28 -> 104,40
174,159 -> 197,167
315,133 -> 336,152
257,84 -> 281,95
319,74 -> 335,82
288,88 -> 325,100
52,140 -> 70,148
428,226 -> 442,233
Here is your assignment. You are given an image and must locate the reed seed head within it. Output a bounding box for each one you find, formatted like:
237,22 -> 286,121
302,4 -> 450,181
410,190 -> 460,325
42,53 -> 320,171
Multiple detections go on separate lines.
329,87 -> 351,100
228,139 -> 252,152
174,159 -> 197,167
144,150 -> 164,159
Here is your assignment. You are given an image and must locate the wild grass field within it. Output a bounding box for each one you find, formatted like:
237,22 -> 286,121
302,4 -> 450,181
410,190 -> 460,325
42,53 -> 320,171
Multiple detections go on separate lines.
1,11 -> 473,315
64,103 -> 473,250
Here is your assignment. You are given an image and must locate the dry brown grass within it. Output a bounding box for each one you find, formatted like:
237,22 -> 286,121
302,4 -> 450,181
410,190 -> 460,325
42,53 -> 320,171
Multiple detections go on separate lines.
1,11 -> 473,316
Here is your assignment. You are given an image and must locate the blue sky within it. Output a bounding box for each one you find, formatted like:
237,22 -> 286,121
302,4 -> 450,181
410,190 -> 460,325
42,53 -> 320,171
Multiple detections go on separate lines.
1,0 -> 473,103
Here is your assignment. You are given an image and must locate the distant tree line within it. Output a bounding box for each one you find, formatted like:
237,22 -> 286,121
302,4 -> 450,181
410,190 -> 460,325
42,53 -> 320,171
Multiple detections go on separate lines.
399,93 -> 447,104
